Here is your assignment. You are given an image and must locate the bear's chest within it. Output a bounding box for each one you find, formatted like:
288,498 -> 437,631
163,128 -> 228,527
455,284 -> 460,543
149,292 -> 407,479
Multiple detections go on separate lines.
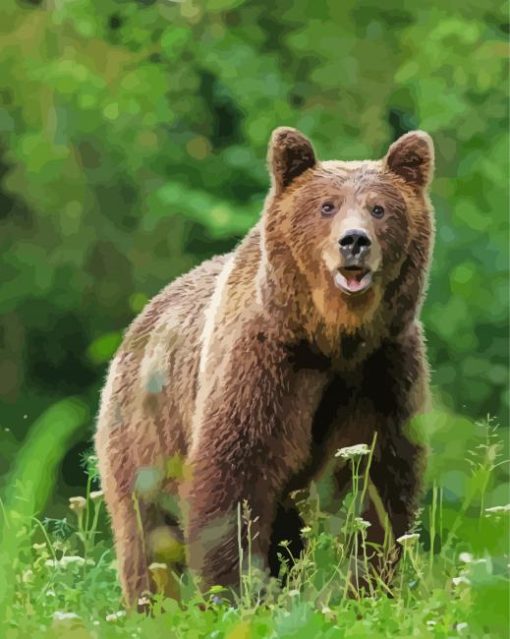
284,341 -> 372,491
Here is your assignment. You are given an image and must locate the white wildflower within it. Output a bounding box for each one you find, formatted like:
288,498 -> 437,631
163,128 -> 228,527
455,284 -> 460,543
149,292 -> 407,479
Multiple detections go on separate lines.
137,595 -> 151,608
353,517 -> 372,531
45,555 -> 93,569
21,569 -> 34,583
459,552 -> 473,564
287,589 -> 300,597
52,612 -> 82,630
321,605 -> 335,620
69,496 -> 87,514
90,490 -> 104,503
32,542 -> 46,553
397,533 -> 420,546
106,611 -> 126,622
300,526 -> 312,534
426,620 -> 436,628
456,622 -> 469,634
335,444 -> 370,460
452,575 -> 470,587
53,611 -> 81,621
484,504 -> 510,515
62,555 -> 88,567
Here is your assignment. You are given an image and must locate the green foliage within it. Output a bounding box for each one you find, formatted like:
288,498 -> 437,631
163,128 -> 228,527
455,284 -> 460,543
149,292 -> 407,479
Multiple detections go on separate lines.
1,410 -> 508,637
0,1 -> 507,447
0,398 -> 88,622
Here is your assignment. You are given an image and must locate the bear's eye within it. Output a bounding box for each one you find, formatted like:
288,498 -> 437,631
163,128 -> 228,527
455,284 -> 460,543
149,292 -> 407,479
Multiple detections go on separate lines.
371,205 -> 385,219
321,201 -> 336,216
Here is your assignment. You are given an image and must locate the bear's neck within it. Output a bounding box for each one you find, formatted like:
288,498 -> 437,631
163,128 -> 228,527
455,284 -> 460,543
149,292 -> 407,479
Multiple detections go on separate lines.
255,225 -> 387,359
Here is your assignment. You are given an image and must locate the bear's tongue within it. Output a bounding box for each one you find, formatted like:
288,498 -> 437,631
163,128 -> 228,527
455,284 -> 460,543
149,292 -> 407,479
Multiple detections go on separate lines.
334,269 -> 373,294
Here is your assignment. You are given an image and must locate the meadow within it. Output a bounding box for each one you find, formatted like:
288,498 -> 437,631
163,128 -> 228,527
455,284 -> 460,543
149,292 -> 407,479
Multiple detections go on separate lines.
1,404 -> 508,638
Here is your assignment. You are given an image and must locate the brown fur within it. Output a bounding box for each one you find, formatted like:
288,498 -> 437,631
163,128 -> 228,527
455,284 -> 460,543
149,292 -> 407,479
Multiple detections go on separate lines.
95,127 -> 435,605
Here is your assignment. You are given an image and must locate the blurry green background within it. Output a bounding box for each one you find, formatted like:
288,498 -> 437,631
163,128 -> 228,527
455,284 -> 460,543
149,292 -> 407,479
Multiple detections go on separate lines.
0,0 -> 508,501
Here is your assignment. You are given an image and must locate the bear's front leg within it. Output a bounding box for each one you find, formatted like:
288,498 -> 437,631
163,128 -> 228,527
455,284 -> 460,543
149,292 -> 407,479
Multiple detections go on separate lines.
184,329 -> 301,592
365,325 -> 428,535
353,324 -> 429,584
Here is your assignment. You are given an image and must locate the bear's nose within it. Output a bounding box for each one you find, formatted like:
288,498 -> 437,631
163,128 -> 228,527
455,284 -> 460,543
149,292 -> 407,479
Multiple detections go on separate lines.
339,229 -> 372,259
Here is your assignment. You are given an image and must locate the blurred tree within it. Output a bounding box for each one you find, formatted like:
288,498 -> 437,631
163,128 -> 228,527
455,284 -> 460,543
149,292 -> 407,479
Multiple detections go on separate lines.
0,0 -> 508,489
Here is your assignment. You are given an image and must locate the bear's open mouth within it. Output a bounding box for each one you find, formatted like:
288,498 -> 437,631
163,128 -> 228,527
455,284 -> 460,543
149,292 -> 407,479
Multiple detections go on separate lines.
334,266 -> 373,296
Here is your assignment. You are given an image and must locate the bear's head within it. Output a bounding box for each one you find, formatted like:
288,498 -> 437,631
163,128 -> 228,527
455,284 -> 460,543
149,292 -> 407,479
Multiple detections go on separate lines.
263,127 -> 435,336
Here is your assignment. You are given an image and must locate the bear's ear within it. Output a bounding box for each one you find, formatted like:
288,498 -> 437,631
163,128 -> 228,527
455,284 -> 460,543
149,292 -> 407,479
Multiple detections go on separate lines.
384,130 -> 434,188
268,127 -> 317,192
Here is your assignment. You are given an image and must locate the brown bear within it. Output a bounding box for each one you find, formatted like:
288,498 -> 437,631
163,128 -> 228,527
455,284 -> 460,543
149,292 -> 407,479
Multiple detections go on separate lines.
95,126 -> 434,606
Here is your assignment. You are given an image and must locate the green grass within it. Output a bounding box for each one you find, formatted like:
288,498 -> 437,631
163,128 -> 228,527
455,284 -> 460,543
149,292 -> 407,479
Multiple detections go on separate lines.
1,406 -> 509,639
